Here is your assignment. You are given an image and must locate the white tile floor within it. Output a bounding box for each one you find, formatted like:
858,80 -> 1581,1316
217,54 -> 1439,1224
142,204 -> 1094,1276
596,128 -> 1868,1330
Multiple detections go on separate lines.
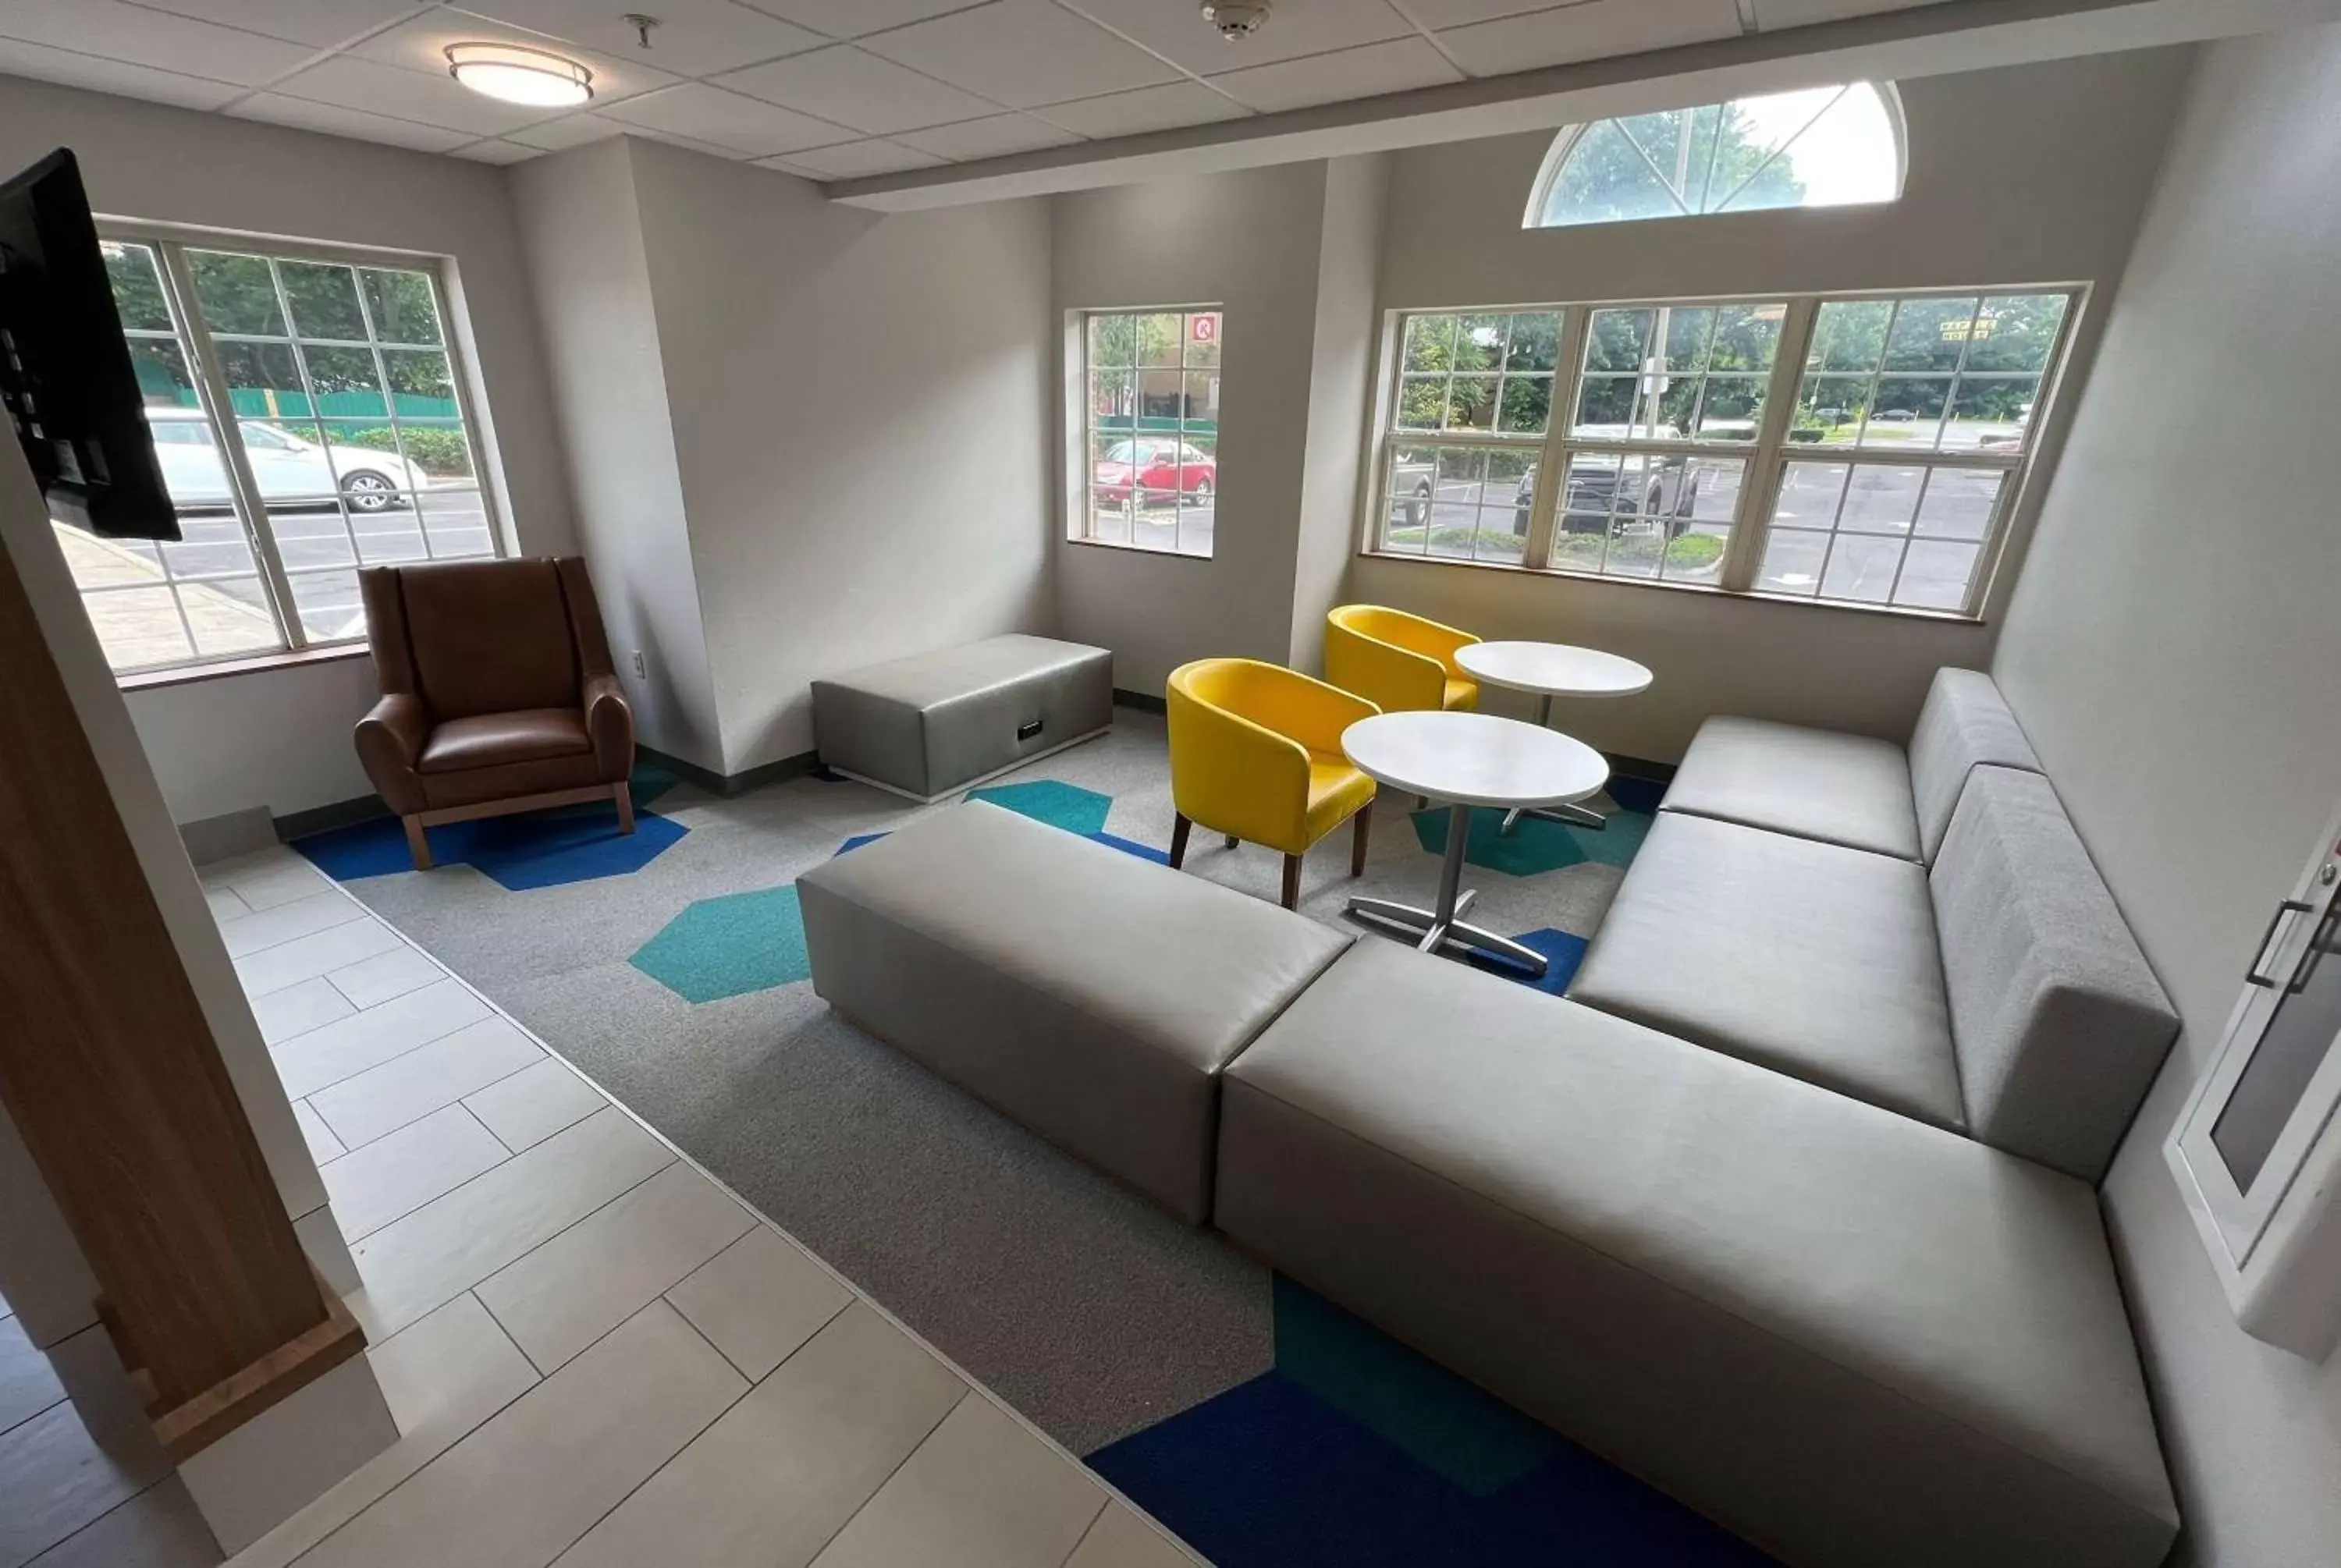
5,846 -> 1199,1568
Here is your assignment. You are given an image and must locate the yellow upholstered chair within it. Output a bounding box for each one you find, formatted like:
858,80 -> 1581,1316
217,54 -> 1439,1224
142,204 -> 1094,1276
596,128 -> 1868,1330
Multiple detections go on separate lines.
1323,605 -> 1481,716
1166,658 -> 1380,909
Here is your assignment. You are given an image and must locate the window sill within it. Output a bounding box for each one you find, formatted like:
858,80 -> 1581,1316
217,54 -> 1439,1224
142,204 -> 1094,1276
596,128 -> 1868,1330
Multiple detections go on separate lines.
1064,535 -> 1215,562
116,642 -> 370,694
1354,548 -> 1986,625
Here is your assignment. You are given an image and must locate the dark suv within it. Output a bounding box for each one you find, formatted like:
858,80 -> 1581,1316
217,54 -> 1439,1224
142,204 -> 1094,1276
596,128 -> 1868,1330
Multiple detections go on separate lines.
1512,435 -> 1700,537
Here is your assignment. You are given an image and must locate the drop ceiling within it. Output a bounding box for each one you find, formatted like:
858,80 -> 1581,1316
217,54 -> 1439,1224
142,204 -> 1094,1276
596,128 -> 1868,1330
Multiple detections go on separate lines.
0,0 -> 1959,179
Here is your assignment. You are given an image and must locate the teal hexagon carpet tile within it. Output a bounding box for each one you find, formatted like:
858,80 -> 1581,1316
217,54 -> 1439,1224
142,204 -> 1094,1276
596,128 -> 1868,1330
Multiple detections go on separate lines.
629,883 -> 808,1002
966,779 -> 1112,835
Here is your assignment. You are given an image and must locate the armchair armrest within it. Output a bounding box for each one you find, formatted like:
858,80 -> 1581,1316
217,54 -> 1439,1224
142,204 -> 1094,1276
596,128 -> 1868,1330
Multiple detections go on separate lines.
583,672 -> 635,782
354,693 -> 429,815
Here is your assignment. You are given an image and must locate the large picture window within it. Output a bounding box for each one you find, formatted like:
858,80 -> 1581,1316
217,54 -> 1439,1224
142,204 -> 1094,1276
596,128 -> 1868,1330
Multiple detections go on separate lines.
60,231 -> 499,676
1074,307 -> 1222,559
1368,287 -> 2080,617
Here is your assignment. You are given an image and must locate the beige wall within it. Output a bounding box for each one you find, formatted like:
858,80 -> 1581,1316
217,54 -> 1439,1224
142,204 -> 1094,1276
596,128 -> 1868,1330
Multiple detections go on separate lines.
510,139 -> 723,771
1351,47 -> 2191,760
624,140 -> 1055,775
0,75 -> 580,818
1052,161 -> 1336,697
1991,27 -> 2341,1566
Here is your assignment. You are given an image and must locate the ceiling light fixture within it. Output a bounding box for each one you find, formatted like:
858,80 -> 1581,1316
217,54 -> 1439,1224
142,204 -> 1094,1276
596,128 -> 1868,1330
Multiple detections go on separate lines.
1201,1 -> 1272,40
446,43 -> 594,108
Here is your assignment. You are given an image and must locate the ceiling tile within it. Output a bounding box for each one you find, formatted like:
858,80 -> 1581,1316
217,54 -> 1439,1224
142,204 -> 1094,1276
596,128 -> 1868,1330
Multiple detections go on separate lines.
1032,79 -> 1247,138
126,0 -> 430,49
863,0 -> 1174,110
1751,0 -> 1946,27
449,136 -> 543,161
0,0 -> 318,87
597,80 -> 849,154
716,44 -> 997,133
762,137 -> 943,177
350,6 -> 681,107
1062,0 -> 1412,75
598,118 -> 751,158
894,112 -> 1077,159
1398,0 -> 1577,28
229,94 -> 478,151
268,52 -> 546,133
736,0 -> 987,38
505,110 -> 623,147
459,0 -> 825,76
1437,0 -> 1742,76
0,37 -> 242,109
1209,36 -> 1461,113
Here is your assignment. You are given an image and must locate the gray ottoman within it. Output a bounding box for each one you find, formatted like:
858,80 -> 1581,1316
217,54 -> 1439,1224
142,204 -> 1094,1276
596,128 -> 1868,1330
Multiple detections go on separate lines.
811,634 -> 1113,801
798,801 -> 1352,1222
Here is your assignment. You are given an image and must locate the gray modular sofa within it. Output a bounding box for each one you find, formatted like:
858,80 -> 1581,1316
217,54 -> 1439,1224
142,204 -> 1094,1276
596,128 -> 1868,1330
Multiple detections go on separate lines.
797,669 -> 2183,1568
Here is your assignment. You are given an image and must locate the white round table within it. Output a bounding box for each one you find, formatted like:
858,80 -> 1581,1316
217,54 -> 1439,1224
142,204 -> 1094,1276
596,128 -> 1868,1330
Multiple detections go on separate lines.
1341,710 -> 1609,977
1455,640 -> 1653,835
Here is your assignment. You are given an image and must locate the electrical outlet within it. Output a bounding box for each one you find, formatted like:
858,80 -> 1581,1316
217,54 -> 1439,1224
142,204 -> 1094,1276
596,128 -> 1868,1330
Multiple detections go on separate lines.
630,649 -> 646,679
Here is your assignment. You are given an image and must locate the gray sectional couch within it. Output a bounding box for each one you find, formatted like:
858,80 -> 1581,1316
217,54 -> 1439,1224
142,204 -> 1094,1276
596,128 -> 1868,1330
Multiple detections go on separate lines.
797,668 -> 2183,1568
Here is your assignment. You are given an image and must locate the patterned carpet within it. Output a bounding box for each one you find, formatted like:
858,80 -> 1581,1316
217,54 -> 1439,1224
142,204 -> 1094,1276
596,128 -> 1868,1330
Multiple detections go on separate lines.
301,709 -> 1762,1565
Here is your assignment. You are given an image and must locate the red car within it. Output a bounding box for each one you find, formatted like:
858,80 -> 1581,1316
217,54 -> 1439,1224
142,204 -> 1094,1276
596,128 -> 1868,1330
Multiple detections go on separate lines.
1092,439 -> 1216,507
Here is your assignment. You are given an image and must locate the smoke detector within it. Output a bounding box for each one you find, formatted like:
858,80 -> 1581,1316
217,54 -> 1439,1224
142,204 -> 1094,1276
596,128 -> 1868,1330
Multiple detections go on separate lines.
1201,2 -> 1271,41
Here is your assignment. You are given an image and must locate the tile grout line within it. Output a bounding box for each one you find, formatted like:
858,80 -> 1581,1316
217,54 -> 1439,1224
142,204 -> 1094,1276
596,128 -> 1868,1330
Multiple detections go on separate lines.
321,1106 -> 517,1245
309,1038 -> 547,1155
456,1095 -> 519,1161
278,847 -> 1199,1553
794,1387 -> 973,1568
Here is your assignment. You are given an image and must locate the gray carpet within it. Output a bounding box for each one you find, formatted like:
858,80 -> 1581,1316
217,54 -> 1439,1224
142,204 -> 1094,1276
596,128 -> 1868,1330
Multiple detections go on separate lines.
339,711 -> 1634,1454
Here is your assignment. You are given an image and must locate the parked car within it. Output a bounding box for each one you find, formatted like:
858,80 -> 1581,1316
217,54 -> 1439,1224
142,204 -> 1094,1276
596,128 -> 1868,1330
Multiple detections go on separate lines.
1092,438 -> 1215,507
1392,458 -> 1436,528
1512,426 -> 1700,535
1874,408 -> 1919,422
145,407 -> 428,513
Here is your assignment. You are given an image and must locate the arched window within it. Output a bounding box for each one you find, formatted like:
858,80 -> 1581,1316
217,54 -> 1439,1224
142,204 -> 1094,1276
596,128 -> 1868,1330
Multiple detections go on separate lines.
1526,83 -> 1904,229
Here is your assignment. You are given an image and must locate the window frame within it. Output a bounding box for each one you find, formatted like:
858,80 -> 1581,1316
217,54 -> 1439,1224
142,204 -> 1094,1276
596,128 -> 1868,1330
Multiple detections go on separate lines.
76,222 -> 506,679
1522,82 -> 1909,231
1066,303 -> 1224,561
1361,284 -> 2086,622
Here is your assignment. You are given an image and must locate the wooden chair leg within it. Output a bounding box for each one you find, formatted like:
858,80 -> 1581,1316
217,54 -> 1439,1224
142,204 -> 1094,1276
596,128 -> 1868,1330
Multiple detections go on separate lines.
1352,806 -> 1372,877
1224,833 -> 1240,850
403,814 -> 433,871
613,782 -> 636,835
1170,812 -> 1192,870
1281,853 -> 1302,910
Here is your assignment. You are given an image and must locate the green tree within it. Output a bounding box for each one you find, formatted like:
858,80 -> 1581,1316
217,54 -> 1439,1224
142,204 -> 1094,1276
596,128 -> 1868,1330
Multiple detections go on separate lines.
1543,101 -> 1807,225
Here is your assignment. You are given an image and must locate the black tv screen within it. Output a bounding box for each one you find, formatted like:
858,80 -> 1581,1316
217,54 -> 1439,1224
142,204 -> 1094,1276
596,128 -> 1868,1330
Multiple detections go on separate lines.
0,149 -> 177,541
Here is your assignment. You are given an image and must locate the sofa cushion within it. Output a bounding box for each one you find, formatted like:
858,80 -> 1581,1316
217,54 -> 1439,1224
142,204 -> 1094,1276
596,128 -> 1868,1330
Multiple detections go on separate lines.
1907,667 -> 2043,863
1660,715 -> 1920,860
1933,766 -> 2179,1182
1569,811 -> 1963,1129
1216,942 -> 2178,1568
798,801 -> 1350,1222
417,708 -> 591,774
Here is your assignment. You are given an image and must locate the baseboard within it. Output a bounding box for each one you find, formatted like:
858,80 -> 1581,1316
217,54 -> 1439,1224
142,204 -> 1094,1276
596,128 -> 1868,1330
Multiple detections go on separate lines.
638,744 -> 821,799
273,795 -> 389,843
1113,688 -> 1166,715
180,806 -> 277,865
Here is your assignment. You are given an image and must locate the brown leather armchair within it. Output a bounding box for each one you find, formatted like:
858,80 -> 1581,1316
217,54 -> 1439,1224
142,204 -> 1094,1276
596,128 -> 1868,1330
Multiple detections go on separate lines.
356,557 -> 636,870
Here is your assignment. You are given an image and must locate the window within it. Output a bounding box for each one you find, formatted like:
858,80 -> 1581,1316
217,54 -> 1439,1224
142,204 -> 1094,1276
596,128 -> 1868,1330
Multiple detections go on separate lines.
1527,83 -> 1902,229
57,232 -> 499,676
1368,288 -> 2079,617
1075,307 -> 1221,558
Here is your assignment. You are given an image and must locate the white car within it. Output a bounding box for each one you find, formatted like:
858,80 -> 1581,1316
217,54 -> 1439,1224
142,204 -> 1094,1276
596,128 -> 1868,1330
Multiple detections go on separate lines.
145,407 -> 428,513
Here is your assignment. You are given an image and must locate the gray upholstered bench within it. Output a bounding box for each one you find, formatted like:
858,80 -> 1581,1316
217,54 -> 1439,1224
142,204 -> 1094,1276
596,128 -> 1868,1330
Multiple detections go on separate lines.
810,633 -> 1112,801
1660,665 -> 2043,862
796,801 -> 1351,1222
1216,939 -> 2180,1568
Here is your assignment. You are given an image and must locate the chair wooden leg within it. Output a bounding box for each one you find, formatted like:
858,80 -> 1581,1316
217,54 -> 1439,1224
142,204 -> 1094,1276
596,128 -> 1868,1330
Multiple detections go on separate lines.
613,782 -> 636,835
1282,853 -> 1302,910
1170,812 -> 1192,870
402,814 -> 433,871
1224,834 -> 1240,850
1352,807 -> 1372,877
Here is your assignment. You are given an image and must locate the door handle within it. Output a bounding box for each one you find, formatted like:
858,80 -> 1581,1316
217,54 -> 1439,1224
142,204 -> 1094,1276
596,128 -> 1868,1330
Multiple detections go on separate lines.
2247,899 -> 2316,988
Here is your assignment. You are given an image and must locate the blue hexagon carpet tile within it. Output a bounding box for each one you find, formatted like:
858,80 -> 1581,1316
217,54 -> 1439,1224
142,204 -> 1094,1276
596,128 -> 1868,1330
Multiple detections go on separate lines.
293,762 -> 687,890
